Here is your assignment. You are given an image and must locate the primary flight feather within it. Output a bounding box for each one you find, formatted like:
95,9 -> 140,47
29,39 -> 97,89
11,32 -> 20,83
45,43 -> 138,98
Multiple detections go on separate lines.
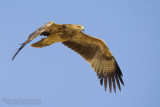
12,21 -> 124,93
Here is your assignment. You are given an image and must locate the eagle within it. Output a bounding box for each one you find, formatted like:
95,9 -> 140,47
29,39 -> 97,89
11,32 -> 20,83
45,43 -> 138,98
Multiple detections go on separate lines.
12,21 -> 124,93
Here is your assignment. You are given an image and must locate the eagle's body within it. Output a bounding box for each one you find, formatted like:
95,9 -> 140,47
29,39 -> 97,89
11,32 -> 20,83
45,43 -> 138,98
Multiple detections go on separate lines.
12,21 -> 124,93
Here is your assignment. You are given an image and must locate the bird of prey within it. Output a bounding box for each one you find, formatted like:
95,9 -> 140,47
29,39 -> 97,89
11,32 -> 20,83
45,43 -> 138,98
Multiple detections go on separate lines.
12,21 -> 124,93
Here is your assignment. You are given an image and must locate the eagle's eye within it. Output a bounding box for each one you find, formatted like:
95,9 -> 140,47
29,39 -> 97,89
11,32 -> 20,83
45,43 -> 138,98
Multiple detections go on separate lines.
77,25 -> 82,28
77,25 -> 84,31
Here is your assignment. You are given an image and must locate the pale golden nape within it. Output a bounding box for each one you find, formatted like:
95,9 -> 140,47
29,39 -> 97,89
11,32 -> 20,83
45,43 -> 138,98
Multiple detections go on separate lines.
12,21 -> 124,93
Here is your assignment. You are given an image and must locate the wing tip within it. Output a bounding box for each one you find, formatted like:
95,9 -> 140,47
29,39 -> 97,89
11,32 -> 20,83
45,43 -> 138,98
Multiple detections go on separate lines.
11,56 -> 15,61
98,71 -> 124,93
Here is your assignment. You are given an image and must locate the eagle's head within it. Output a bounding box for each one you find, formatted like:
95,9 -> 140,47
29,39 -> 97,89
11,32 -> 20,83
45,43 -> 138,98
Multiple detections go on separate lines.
63,24 -> 84,32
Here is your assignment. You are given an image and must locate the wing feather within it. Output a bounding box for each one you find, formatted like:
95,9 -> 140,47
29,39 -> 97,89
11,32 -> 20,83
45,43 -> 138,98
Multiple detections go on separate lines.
112,75 -> 116,93
62,33 -> 124,93
109,76 -> 112,93
115,72 -> 121,91
12,21 -> 55,60
104,76 -> 107,91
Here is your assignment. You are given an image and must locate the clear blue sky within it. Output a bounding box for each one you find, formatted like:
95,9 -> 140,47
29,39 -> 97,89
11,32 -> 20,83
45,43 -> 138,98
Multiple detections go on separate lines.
0,0 -> 160,107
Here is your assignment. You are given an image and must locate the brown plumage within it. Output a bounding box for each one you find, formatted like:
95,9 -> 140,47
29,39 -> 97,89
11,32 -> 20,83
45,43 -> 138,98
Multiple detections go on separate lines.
12,21 -> 124,93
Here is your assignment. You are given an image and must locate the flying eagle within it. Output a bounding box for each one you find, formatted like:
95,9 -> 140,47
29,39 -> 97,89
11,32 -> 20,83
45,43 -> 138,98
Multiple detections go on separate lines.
12,21 -> 124,93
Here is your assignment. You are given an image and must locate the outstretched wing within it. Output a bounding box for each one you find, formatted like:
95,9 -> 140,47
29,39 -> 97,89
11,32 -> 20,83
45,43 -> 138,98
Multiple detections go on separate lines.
12,21 -> 54,60
62,33 -> 124,93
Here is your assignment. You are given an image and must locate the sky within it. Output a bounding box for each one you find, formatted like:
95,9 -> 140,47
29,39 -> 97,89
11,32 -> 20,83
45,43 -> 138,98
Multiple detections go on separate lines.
0,0 -> 160,107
